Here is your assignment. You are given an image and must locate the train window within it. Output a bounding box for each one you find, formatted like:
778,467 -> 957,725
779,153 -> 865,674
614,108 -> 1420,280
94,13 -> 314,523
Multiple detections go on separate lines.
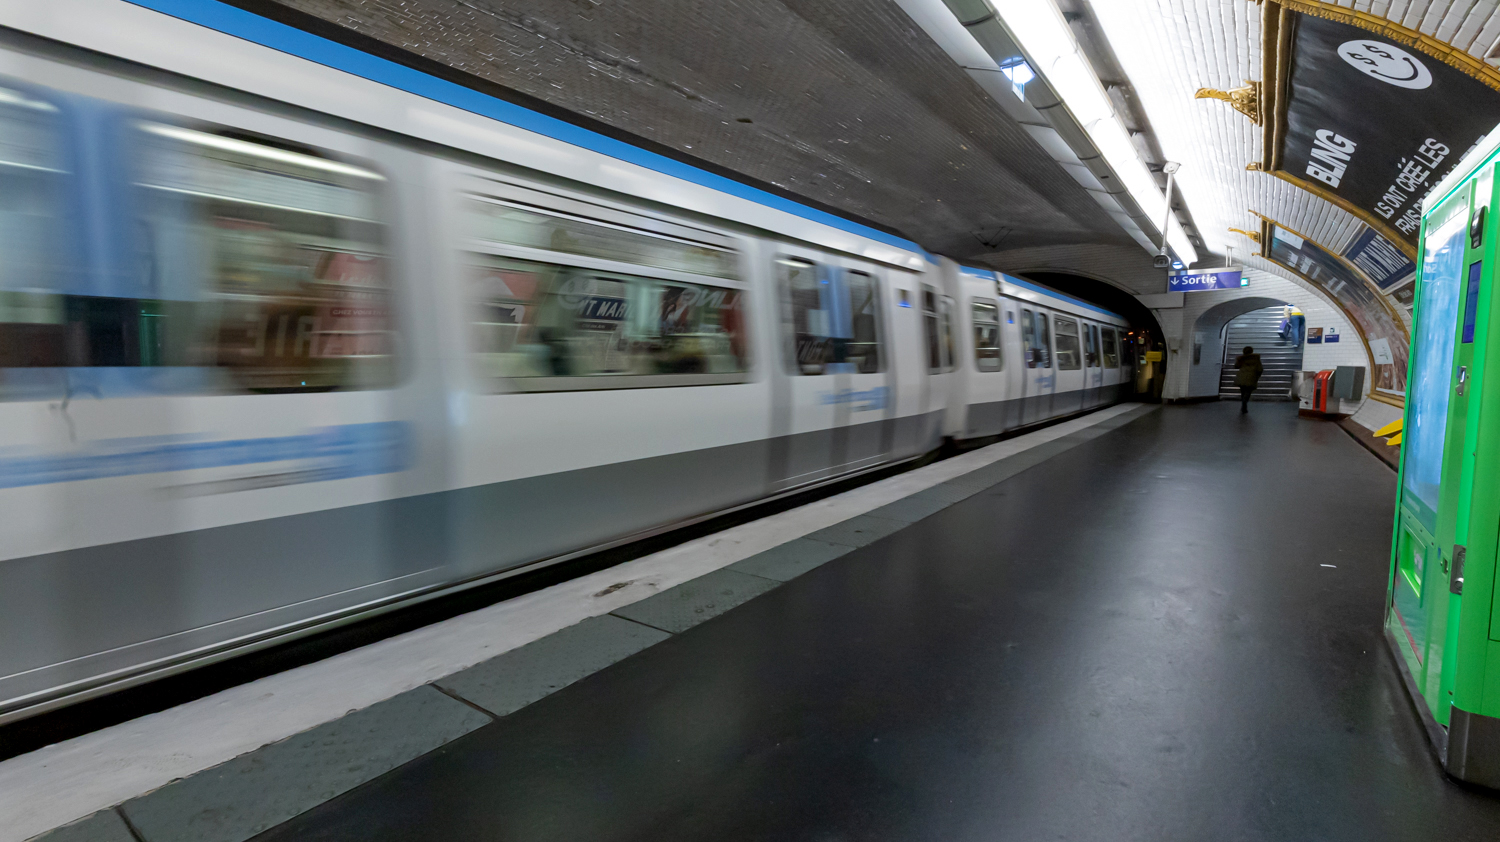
778,260 -> 870,375
0,86 -> 66,293
777,259 -> 884,376
1020,309 -> 1038,369
0,85 -> 73,380
845,270 -> 883,373
1084,323 -> 1100,367
922,287 -> 941,373
471,255 -> 747,386
0,117 -> 395,394
1053,317 -> 1082,370
971,300 -> 1002,372
940,295 -> 956,372
468,191 -> 747,389
468,198 -> 738,279
130,121 -> 396,392
782,258 -> 829,374
1020,308 -> 1052,369
1101,327 -> 1120,368
1037,311 -> 1052,368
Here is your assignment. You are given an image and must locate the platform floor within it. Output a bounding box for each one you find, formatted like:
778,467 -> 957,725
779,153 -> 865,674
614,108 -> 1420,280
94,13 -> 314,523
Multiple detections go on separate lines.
241,403 -> 1499,839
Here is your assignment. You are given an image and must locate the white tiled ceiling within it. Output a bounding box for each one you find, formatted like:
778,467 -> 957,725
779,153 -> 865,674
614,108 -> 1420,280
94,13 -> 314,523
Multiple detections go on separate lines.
1071,0 -> 1499,382
1359,1 -> 1500,49
1087,1 -> 1500,262
1083,0 -> 1495,326
1085,0 -> 1376,266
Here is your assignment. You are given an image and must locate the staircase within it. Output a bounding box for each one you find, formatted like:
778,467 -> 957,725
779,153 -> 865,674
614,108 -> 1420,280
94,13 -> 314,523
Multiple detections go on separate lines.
1219,306 -> 1304,401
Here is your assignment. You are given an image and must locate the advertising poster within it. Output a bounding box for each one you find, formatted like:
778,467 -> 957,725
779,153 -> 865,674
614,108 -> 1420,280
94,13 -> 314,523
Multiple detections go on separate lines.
1265,224 -> 1408,390
1343,228 -> 1415,289
1270,9 -> 1500,249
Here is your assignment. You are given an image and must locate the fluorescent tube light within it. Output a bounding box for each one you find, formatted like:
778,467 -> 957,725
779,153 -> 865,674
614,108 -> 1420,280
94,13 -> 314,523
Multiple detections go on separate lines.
139,122 -> 386,181
987,0 -> 1198,264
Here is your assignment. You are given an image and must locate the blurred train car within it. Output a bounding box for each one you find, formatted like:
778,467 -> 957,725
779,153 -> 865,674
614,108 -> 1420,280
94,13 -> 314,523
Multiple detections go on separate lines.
0,1 -> 1132,722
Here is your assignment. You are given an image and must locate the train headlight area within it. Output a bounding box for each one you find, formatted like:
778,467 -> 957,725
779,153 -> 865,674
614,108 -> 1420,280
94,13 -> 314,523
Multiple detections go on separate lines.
3,0 -> 1500,839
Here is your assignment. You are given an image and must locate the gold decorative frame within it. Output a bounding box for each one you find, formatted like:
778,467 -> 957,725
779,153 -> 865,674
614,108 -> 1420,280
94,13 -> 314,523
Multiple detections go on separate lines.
1195,81 -> 1262,124
1270,171 -> 1418,261
1252,214 -> 1422,394
1273,0 -> 1500,91
1250,211 -> 1410,339
1253,217 -> 1380,377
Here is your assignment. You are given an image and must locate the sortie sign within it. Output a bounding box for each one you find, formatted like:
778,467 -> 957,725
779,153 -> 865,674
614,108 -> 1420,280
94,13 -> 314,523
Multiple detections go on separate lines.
1167,268 -> 1246,292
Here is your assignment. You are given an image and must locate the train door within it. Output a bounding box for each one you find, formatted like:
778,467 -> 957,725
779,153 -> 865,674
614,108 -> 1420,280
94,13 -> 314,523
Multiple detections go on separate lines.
919,284 -> 952,446
887,273 -> 926,458
776,254 -> 839,486
1100,325 -> 1122,401
1083,322 -> 1103,408
966,295 -> 1006,437
1052,314 -> 1085,415
774,251 -> 893,486
999,300 -> 1026,430
837,266 -> 894,473
0,85 -> 441,708
1019,307 -> 1054,424
939,293 -> 962,438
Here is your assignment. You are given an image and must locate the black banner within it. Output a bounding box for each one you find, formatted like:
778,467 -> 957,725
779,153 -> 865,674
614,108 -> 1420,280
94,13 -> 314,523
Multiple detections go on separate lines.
1280,14 -> 1500,247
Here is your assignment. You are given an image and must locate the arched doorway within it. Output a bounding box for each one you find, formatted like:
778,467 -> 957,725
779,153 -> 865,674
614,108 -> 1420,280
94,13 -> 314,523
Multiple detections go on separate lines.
1217,306 -> 1306,400
1188,297 -> 1301,400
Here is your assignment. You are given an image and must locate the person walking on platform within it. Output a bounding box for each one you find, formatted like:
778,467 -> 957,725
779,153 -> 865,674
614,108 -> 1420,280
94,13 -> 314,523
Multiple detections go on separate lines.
1234,346 -> 1263,414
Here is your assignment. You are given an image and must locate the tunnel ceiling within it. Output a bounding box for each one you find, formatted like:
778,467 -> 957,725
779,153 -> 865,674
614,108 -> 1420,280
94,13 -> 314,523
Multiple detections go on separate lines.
236,0 -> 1136,260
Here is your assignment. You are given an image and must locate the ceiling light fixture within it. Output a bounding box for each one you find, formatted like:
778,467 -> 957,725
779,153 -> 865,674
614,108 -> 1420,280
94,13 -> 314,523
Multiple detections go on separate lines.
985,0 -> 1198,265
998,56 -> 1036,101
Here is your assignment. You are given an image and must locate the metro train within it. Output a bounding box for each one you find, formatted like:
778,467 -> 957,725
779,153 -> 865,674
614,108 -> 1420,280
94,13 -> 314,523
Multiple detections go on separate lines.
0,1 -> 1135,721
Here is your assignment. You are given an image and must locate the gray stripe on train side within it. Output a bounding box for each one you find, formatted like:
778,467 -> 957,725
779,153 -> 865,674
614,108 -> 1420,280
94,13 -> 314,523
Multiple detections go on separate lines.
24,404 -> 1158,842
1,413 -> 939,711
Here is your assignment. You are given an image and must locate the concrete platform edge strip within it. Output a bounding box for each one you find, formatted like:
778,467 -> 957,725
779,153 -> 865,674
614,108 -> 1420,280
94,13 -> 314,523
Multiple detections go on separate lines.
16,403 -> 1158,842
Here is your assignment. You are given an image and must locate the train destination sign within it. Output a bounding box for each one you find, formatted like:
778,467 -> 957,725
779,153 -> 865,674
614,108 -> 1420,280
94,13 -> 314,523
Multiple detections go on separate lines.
1265,8 -> 1500,250
1167,268 -> 1246,292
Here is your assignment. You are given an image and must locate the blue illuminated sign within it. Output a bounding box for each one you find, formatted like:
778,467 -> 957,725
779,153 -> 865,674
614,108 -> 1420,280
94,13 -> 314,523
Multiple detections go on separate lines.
1167,269 -> 1247,292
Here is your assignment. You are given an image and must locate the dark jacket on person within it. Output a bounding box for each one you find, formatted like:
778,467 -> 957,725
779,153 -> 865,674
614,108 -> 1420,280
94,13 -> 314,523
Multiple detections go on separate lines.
1234,353 -> 1264,388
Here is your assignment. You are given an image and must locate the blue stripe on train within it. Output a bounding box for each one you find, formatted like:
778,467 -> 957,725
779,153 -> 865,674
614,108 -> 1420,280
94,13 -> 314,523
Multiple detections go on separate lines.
122,0 -> 934,262
0,421 -> 410,488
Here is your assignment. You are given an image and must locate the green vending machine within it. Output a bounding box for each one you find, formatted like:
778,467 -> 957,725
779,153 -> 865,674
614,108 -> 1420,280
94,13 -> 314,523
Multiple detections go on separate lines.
1391,134 -> 1500,787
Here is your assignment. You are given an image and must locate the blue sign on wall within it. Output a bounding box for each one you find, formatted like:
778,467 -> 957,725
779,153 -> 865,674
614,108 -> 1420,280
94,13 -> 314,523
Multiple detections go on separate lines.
1167,269 -> 1247,292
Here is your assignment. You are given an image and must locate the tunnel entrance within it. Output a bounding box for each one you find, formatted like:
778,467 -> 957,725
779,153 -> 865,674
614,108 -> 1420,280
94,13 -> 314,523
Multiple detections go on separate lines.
1217,305 -> 1304,401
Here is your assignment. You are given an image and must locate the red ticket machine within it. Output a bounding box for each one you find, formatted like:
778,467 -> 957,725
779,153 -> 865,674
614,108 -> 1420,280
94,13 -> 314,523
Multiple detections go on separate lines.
1312,369 -> 1336,413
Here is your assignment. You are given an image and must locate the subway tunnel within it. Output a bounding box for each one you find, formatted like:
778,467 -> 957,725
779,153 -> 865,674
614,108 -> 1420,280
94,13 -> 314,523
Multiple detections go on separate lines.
1,1 -> 1499,840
